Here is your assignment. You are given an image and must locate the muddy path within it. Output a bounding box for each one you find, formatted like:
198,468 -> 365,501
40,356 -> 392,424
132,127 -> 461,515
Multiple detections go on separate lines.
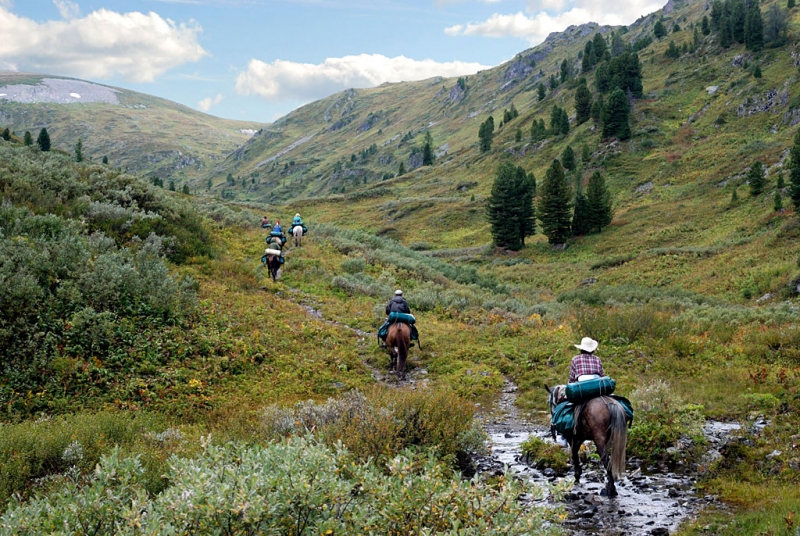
478,378 -> 731,536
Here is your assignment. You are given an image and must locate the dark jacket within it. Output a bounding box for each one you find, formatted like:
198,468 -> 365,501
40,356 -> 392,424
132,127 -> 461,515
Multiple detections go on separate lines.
386,296 -> 410,315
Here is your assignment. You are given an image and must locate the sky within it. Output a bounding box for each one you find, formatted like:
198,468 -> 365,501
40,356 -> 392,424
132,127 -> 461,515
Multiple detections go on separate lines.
0,0 -> 665,124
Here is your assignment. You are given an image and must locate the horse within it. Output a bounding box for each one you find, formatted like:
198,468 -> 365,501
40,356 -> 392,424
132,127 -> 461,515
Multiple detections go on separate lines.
292,225 -> 304,247
264,253 -> 281,281
545,384 -> 628,498
385,322 -> 410,377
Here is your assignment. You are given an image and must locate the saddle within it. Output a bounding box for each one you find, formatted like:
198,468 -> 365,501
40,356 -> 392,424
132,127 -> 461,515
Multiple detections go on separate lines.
551,395 -> 634,436
377,312 -> 420,346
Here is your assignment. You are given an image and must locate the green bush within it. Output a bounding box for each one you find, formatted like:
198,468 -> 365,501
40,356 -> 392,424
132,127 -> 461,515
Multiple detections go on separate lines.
571,305 -> 675,344
520,435 -> 569,474
1,438 -> 565,535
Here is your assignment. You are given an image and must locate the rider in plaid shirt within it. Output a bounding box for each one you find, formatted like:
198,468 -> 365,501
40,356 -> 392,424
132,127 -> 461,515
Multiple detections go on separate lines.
569,337 -> 604,383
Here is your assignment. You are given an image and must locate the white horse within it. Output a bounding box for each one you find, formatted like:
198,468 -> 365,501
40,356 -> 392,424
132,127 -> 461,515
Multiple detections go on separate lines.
292,225 -> 304,247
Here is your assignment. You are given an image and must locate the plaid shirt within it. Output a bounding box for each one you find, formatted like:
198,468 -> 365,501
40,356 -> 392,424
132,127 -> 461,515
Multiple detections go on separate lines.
569,353 -> 604,383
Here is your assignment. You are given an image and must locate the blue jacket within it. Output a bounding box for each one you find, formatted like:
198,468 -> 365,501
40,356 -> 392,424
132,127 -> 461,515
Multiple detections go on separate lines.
272,223 -> 282,234
292,216 -> 303,226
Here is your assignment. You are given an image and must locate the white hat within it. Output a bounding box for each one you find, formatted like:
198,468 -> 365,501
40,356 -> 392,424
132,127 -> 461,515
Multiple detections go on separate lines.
395,289 -> 403,296
574,337 -> 598,353
295,213 -> 300,217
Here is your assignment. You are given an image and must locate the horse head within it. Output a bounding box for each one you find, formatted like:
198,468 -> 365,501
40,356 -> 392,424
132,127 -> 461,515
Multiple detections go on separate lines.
546,384 -> 567,412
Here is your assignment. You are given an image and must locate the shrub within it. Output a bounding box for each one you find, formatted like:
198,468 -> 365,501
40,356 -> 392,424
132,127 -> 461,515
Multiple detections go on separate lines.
1,438 -> 565,535
571,305 -> 674,344
520,435 -> 569,474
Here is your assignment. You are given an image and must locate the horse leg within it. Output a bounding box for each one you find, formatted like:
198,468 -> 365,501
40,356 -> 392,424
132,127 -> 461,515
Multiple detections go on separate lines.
571,438 -> 582,483
595,437 -> 618,498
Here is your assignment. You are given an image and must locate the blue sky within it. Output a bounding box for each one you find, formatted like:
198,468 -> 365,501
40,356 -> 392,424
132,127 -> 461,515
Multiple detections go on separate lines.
0,0 -> 664,123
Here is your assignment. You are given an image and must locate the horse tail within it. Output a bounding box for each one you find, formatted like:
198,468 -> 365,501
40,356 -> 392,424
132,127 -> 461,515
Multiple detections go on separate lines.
607,399 -> 628,479
396,323 -> 410,370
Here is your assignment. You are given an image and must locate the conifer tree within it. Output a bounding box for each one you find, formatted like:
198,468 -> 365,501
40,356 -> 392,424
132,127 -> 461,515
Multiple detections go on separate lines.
182,184 -> 190,195
582,41 -> 595,72
531,119 -> 547,142
602,88 -> 631,140
702,15 -> 711,35
731,187 -> 739,204
745,2 -> 764,51
422,142 -> 434,166
559,109 -> 570,135
789,0 -> 796,9
764,4 -> 788,47
75,138 -> 83,162
515,127 -> 522,142
777,172 -> 785,189
774,189 -> 784,212
102,155 -> 108,164
753,65 -> 762,78
654,20 -> 667,39
1,128 -> 9,141
168,179 -> 176,192
748,161 -> 766,196
586,171 -> 614,232
560,58 -> 571,84
561,145 -> 576,171
790,128 -> 800,208
486,162 -> 536,250
611,33 -> 625,57
207,178 -> 213,190
478,116 -> 495,152
581,143 -> 592,163
398,162 -> 406,176
538,159 -> 573,245
592,33 -> 608,60
37,128 -> 51,151
23,131 -> 33,146
591,94 -> 605,122
572,192 -> 592,236
537,82 -> 546,101
575,79 -> 592,125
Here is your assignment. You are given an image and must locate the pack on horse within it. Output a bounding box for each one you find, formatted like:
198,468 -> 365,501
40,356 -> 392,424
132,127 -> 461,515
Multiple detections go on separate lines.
545,383 -> 630,498
262,233 -> 285,281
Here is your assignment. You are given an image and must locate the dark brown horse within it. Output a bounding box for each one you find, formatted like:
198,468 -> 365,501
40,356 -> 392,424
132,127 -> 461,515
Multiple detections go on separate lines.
545,384 -> 628,498
385,322 -> 410,377
265,254 -> 281,281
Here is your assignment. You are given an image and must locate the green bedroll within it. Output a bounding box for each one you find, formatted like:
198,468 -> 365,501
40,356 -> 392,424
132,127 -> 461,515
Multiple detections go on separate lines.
565,376 -> 616,404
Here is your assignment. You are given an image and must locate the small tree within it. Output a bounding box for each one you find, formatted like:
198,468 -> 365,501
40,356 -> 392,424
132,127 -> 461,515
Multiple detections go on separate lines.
774,189 -> 784,212
515,127 -> 522,143
790,128 -> 800,209
23,131 -> 33,146
75,138 -> 83,162
102,155 -> 108,164
789,0 -> 796,9
37,128 -> 51,151
574,79 -> 592,125
572,192 -> 592,236
731,187 -> 739,205
777,172 -> 785,189
654,20 -> 667,39
538,159 -> 573,246
748,161 -> 766,196
182,184 -> 190,195
745,2 -> 764,51
398,162 -> 406,176
537,82 -> 546,101
702,15 -> 711,35
1,128 -> 9,141
422,142 -> 434,166
168,179 -> 176,192
602,88 -> 631,140
207,178 -> 213,190
586,171 -> 614,232
753,65 -> 762,78
478,116 -> 495,153
561,145 -> 576,171
581,143 -> 592,163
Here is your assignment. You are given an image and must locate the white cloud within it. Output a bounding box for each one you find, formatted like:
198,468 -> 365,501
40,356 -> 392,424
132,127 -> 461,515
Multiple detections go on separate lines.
235,53 -> 489,102
0,0 -> 12,9
53,0 -> 80,19
0,7 -> 207,82
446,0 -> 663,45
197,93 -> 223,111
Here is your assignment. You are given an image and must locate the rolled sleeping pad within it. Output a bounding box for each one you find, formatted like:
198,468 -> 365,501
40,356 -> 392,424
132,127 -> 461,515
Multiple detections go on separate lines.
565,376 -> 616,403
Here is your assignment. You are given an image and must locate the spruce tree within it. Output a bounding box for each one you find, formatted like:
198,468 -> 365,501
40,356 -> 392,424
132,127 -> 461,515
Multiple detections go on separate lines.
398,162 -> 406,176
748,161 -> 766,196
537,82 -> 546,101
1,128 -> 9,141
560,58 -> 571,84
486,162 -> 536,250
572,192 -> 592,236
531,119 -> 547,142
586,171 -> 614,232
102,155 -> 108,164
592,33 -> 608,60
753,65 -> 762,78
422,142 -> 434,165
182,184 -> 190,195
777,172 -> 785,189
538,159 -> 573,245
581,143 -> 592,163
23,131 -> 33,146
745,2 -> 764,51
702,15 -> 711,35
478,116 -> 495,152
774,189 -> 784,212
75,138 -> 83,162
36,128 -> 51,151
168,179 -> 176,192
591,94 -> 605,122
720,17 -> 733,47
611,33 -> 625,57
582,41 -> 595,72
764,4 -> 788,47
575,79 -> 592,125
731,187 -> 739,204
559,108 -> 570,135
789,128 -> 800,208
654,20 -> 667,39
561,145 -> 576,171
602,88 -> 631,140
790,0 -> 796,9
515,127 -> 522,143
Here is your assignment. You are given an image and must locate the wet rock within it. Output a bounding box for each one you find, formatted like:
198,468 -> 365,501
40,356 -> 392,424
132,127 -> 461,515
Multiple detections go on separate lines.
650,528 -> 670,536
579,507 -> 597,518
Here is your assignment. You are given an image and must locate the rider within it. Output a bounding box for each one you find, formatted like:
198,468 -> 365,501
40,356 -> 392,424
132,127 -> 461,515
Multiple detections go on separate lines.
261,216 -> 270,228
569,337 -> 604,383
272,220 -> 282,235
379,290 -> 416,346
292,213 -> 303,227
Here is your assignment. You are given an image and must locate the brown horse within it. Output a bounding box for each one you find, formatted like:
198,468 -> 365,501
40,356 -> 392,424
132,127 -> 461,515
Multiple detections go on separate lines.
385,322 -> 410,377
545,384 -> 628,498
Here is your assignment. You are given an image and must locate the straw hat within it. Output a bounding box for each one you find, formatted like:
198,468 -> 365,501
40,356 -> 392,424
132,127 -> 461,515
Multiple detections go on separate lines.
574,337 -> 599,353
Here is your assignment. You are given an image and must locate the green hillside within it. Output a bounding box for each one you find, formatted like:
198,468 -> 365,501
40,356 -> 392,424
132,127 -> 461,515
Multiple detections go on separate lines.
0,72 -> 265,184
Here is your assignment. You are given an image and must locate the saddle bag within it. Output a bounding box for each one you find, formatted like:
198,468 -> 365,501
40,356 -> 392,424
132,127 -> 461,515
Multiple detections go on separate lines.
388,312 -> 416,324
565,376 -> 616,403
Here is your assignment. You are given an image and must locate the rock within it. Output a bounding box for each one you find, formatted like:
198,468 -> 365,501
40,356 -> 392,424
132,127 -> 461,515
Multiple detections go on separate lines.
580,278 -> 598,286
650,528 -> 670,536
766,450 -> 782,458
635,181 -> 654,194
668,488 -> 681,497
579,507 -> 597,518
706,86 -> 719,95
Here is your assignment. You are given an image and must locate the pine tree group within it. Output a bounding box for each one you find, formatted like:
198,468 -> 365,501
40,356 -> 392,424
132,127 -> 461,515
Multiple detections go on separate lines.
538,159 -> 573,245
486,162 -> 536,250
